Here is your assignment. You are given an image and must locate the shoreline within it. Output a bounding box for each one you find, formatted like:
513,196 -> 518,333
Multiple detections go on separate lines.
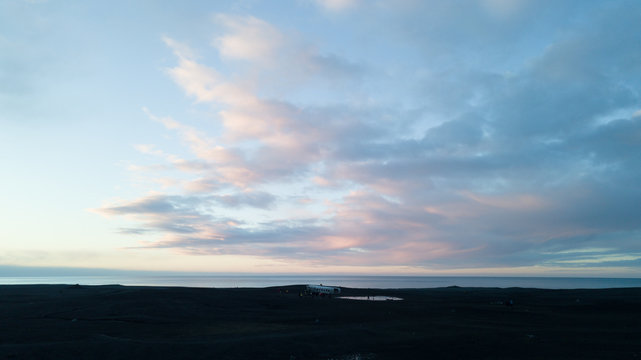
4,281 -> 641,291
2,284 -> 640,359
3,272 -> 641,289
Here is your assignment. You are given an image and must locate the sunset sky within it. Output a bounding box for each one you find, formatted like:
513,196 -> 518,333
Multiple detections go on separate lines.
2,0 -> 641,276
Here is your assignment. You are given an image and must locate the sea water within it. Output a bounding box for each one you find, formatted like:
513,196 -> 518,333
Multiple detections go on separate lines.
1,275 -> 641,289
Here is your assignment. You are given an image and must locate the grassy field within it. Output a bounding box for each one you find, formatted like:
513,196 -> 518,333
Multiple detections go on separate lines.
1,284 -> 640,359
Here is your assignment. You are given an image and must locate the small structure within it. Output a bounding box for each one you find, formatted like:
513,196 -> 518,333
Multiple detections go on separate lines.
305,284 -> 341,296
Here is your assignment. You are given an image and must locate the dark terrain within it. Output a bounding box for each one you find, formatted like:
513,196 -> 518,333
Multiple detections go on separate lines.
1,284 -> 640,359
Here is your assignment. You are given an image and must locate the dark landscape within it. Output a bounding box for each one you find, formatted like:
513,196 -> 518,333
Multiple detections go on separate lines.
1,284 -> 640,359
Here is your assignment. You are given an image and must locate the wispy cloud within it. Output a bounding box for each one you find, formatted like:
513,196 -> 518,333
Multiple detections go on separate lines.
213,14 -> 284,61
313,0 -> 360,12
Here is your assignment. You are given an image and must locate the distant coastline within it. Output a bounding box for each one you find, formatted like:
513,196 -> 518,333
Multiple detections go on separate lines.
2,273 -> 641,289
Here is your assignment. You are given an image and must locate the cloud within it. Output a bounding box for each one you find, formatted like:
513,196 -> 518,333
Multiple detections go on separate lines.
314,0 -> 359,12
154,35 -> 376,190
210,14 -> 365,86
99,2 -> 641,273
479,0 -> 531,19
211,191 -> 276,209
162,38 -> 258,106
95,193 -> 327,259
213,14 -> 284,61
118,228 -> 151,235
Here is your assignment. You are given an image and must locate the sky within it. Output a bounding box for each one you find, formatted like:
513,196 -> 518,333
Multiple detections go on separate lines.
1,0 -> 641,276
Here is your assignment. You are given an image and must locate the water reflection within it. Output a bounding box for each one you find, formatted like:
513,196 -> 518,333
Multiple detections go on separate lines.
338,296 -> 403,301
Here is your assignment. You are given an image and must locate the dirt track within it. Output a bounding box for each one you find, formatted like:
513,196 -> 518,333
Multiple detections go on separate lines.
1,285 -> 640,359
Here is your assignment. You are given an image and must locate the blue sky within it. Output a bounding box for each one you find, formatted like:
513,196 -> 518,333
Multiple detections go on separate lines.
1,0 -> 640,275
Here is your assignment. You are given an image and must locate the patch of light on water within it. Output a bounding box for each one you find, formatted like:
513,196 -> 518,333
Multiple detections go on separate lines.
338,296 -> 403,301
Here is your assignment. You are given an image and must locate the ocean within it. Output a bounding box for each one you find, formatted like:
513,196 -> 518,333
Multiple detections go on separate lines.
1,275 -> 640,289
